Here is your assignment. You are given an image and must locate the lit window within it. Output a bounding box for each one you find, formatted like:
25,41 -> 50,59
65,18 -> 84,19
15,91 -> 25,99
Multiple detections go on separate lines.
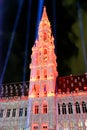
58,104 -> 61,115
25,108 -> 27,116
75,102 -> 81,113
78,121 -> 83,130
70,122 -> 74,130
43,125 -> 47,130
43,104 -> 47,114
68,103 -> 73,114
34,105 -> 39,114
63,122 -> 68,130
0,109 -> 4,118
12,108 -> 16,117
19,108 -> 23,117
6,109 -> 11,117
85,119 -> 87,130
62,103 -> 67,114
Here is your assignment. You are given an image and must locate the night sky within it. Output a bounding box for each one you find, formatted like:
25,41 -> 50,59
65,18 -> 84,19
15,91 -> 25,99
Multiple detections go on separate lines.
0,0 -> 87,84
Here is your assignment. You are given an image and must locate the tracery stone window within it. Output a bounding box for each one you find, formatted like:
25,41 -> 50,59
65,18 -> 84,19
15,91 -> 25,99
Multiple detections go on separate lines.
68,103 -> 73,114
82,101 -> 87,113
58,103 -> 61,115
62,103 -> 67,114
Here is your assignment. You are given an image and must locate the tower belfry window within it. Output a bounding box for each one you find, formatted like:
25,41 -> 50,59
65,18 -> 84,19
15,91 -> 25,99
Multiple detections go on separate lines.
36,70 -> 40,80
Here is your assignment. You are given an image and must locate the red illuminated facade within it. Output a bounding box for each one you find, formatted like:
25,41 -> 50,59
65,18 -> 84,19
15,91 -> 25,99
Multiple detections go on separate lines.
0,6 -> 87,130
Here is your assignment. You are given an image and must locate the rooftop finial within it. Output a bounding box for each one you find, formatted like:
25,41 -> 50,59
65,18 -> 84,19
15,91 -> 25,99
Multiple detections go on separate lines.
42,6 -> 48,20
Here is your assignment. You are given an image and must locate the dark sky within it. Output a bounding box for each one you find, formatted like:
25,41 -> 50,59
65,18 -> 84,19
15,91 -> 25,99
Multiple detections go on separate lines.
0,0 -> 87,84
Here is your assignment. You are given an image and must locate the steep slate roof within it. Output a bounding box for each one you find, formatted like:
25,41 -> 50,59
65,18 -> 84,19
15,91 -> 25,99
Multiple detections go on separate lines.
0,74 -> 87,98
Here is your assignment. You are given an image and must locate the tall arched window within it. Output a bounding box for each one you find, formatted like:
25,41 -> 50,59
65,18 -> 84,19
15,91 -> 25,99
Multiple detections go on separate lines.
82,101 -> 87,113
68,103 -> 73,114
62,103 -> 67,114
58,104 -> 61,115
75,102 -> 81,113
43,102 -> 47,114
34,103 -> 39,114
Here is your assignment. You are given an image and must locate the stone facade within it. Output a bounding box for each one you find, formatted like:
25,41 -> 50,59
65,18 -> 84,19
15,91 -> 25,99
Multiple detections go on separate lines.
0,6 -> 87,130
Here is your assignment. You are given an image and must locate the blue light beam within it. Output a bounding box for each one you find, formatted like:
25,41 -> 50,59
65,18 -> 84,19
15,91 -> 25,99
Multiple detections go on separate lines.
77,1 -> 87,72
52,0 -> 57,46
35,0 -> 44,40
23,0 -> 32,90
0,0 -> 24,84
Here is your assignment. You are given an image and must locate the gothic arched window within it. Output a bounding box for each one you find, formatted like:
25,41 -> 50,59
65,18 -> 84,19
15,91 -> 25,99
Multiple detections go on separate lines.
58,104 -> 61,115
43,103 -> 47,114
68,103 -> 73,114
34,103 -> 39,114
82,101 -> 87,113
75,102 -> 81,113
62,103 -> 67,114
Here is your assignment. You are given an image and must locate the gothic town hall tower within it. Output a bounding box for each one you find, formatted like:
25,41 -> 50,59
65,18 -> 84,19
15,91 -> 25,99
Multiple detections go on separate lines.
28,7 -> 58,130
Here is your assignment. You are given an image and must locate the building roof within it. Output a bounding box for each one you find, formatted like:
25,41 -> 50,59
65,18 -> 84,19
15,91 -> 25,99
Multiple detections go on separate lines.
0,73 -> 87,98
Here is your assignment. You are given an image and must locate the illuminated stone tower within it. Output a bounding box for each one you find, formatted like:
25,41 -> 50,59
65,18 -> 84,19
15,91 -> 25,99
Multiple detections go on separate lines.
28,7 -> 58,130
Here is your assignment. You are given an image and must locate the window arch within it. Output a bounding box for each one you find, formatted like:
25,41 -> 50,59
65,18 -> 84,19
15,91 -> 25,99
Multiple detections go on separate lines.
68,103 -> 73,114
58,104 -> 61,115
42,102 -> 47,114
82,101 -> 87,113
62,103 -> 67,114
34,102 -> 39,114
75,102 -> 81,113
